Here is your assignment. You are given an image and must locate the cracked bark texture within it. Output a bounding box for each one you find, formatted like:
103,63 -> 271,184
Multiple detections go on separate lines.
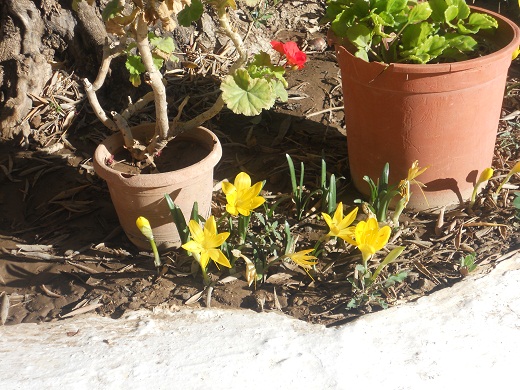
0,0 -> 106,140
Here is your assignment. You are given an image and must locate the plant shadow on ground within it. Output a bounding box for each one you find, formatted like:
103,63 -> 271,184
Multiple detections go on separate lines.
1,3 -> 520,326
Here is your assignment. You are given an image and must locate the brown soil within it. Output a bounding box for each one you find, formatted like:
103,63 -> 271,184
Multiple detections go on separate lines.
1,1 -> 519,327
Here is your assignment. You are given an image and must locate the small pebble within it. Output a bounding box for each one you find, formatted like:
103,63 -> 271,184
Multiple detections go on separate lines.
307,37 -> 327,52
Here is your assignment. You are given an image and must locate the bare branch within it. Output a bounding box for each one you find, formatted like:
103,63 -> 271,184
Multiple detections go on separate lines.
135,14 -> 169,141
83,78 -> 118,131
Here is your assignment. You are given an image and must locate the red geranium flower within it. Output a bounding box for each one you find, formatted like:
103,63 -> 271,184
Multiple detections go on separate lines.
270,40 -> 307,69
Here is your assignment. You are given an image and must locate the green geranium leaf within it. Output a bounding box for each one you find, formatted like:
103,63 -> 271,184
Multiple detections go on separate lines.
152,55 -> 164,70
421,35 -> 449,59
351,0 -> 370,18
323,2 -> 344,24
385,0 -> 407,14
442,34 -> 477,61
377,11 -> 395,27
125,55 -> 145,75
450,0 -> 470,19
355,48 -> 369,62
272,79 -> 288,102
331,8 -> 357,37
102,0 -> 122,21
347,24 -> 372,50
408,2 -> 432,24
221,69 -> 276,116
401,22 -> 433,50
444,5 -> 458,25
467,12 -> 499,30
401,35 -> 447,63
129,73 -> 141,87
251,51 -> 273,67
429,0 -> 448,22
512,192 -> 520,209
457,20 -> 478,34
247,64 -> 287,87
178,0 -> 204,27
149,34 -> 175,54
445,33 -> 478,52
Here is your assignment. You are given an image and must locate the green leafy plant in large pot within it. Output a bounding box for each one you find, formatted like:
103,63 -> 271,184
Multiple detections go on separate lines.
82,0 -> 307,250
325,0 -> 520,210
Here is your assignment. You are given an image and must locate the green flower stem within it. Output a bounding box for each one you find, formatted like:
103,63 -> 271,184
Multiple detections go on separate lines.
148,238 -> 161,268
362,254 -> 371,270
238,214 -> 251,244
495,172 -> 515,197
392,197 -> 407,227
312,235 -> 327,256
192,252 -> 211,286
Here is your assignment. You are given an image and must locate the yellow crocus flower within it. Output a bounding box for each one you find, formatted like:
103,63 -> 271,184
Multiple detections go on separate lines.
285,249 -> 318,270
471,167 -> 493,206
513,46 -> 520,60
398,160 -> 428,203
222,172 -> 266,216
322,202 -> 358,241
344,218 -> 391,264
136,216 -> 161,267
181,216 -> 231,270
495,160 -> 520,196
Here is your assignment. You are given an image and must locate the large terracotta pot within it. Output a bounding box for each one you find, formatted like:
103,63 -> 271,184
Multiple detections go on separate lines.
331,7 -> 520,210
93,124 -> 222,251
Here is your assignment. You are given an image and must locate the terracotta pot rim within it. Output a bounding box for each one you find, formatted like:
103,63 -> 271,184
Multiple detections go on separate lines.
93,124 -> 222,188
329,6 -> 520,74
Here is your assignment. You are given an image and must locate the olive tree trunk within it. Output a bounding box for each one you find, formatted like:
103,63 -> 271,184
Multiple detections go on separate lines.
0,0 -> 106,140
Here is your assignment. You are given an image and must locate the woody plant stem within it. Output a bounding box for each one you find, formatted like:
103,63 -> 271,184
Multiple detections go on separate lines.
84,3 -> 248,161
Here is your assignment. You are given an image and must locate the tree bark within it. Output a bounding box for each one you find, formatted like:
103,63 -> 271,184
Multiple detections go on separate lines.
0,0 -> 106,140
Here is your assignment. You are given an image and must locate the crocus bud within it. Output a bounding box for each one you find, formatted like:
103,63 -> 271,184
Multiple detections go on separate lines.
136,216 -> 154,240
476,168 -> 494,186
470,168 -> 494,207
511,161 -> 520,174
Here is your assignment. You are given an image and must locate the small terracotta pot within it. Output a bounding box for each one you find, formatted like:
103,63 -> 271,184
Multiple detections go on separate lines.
93,124 -> 222,251
331,7 -> 520,210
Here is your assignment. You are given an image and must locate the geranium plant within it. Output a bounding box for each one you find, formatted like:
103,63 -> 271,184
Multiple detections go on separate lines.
324,0 -> 498,64
82,0 -> 306,163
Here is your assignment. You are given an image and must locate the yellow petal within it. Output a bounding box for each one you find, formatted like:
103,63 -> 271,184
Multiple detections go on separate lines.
211,249 -> 231,268
236,206 -> 253,217
249,195 -> 266,209
221,181 -> 236,196
332,202 -> 344,225
199,252 -> 210,270
513,47 -> 520,60
204,215 -> 218,237
182,240 -> 202,254
188,219 -> 204,243
354,220 -> 368,243
336,207 -> 358,230
358,243 -> 376,262
206,231 -> 230,248
226,203 -> 239,216
477,168 -> 494,185
337,226 -> 356,243
373,225 -> 391,251
322,212 -> 334,230
234,172 -> 252,192
247,181 -> 264,198
287,249 -> 318,269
